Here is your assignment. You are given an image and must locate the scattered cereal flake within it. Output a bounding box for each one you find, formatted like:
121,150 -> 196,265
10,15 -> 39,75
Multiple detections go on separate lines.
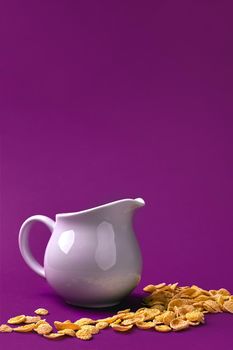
189,321 -> 202,326
121,319 -> 136,326
35,322 -> 53,335
154,283 -> 166,289
135,307 -> 147,314
121,312 -> 136,320
143,309 -> 160,321
214,295 -> 225,308
151,304 -> 165,312
96,315 -> 119,324
143,285 -> 156,293
0,324 -> 13,333
193,295 -> 211,302
58,329 -> 76,337
7,315 -> 26,325
25,316 -> 41,324
154,314 -> 165,325
112,318 -> 121,324
185,311 -> 204,323
76,328 -> 92,340
162,311 -> 175,325
218,288 -> 231,296
155,325 -> 171,332
54,321 -> 80,331
170,318 -> 189,331
44,333 -> 64,339
175,305 -> 195,316
34,320 -> 47,329
170,283 -> 179,290
117,308 -> 131,314
81,325 -> 99,335
179,287 -> 198,297
96,321 -> 109,330
14,324 -> 36,332
168,299 -> 192,311
136,321 -> 155,329
203,300 -> 222,313
223,300 -> 233,313
110,323 -> 133,332
34,308 -> 49,316
74,318 -> 95,327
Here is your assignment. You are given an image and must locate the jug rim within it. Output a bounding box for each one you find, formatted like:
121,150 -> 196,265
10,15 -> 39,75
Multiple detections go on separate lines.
56,197 -> 145,218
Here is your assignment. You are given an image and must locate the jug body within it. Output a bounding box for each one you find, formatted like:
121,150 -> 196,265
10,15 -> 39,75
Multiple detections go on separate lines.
45,211 -> 142,307
19,198 -> 144,307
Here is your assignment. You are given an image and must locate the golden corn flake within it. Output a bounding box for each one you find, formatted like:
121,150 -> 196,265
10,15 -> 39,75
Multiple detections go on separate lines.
154,283 -> 166,289
168,299 -> 192,311
136,321 -> 155,329
135,307 -> 147,313
203,300 -> 222,313
96,315 -> 119,324
151,304 -> 165,312
117,308 -> 131,314
155,325 -> 171,332
110,323 -> 133,332
121,319 -> 136,326
143,285 -> 156,293
0,324 -> 13,333
218,288 -> 231,296
162,311 -> 175,325
54,321 -> 80,331
35,322 -> 53,335
76,328 -> 93,340
34,320 -> 47,329
14,324 -> 36,332
189,321 -> 202,326
7,315 -> 26,325
44,333 -> 64,339
223,300 -> 233,313
143,309 -> 160,321
81,325 -> 99,335
74,318 -> 95,327
25,316 -> 41,324
58,329 -> 76,337
214,295 -> 225,308
34,308 -> 49,316
176,305 -> 195,316
112,318 -> 121,324
185,311 -> 204,323
121,312 -> 136,320
154,314 -> 165,325
170,318 -> 189,331
96,321 -> 109,330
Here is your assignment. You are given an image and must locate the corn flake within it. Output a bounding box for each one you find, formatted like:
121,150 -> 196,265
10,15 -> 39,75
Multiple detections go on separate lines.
58,329 -> 76,337
14,324 -> 36,332
155,325 -> 171,332
0,324 -> 13,333
34,308 -> 48,316
7,315 -> 26,325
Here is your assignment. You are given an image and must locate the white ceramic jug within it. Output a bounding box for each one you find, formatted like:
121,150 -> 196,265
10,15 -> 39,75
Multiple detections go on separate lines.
19,198 -> 145,307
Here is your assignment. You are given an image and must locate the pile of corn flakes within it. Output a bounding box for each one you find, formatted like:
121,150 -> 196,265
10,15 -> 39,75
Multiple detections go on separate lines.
0,283 -> 233,341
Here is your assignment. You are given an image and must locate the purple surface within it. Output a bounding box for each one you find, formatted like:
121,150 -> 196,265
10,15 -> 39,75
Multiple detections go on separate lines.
1,0 -> 233,349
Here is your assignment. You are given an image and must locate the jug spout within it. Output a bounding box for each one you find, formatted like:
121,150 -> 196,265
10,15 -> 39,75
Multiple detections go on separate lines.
117,197 -> 145,213
133,197 -> 145,208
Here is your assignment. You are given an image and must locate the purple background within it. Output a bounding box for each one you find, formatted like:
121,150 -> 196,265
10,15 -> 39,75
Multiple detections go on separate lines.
1,0 -> 233,349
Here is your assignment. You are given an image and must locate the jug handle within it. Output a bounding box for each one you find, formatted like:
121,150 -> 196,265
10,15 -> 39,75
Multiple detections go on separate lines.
18,215 -> 55,278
